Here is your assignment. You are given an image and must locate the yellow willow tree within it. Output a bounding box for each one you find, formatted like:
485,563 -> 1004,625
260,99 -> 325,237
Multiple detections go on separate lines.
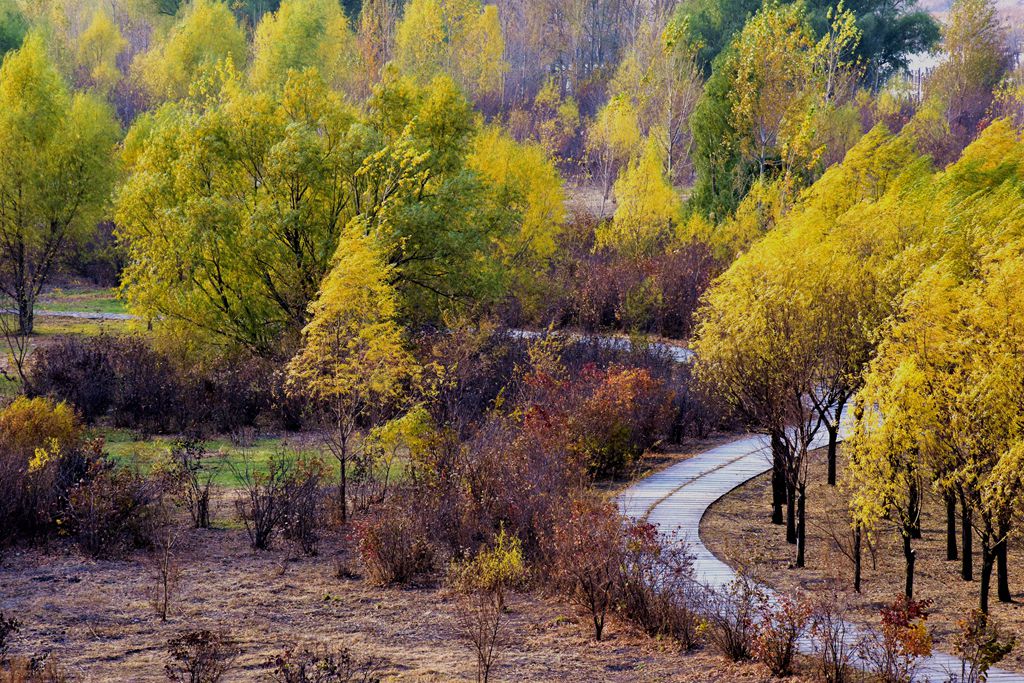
848,353 -> 931,599
249,0 -> 362,97
587,95 -> 642,208
394,0 -> 507,103
132,0 -> 247,103
286,225 -> 421,523
75,9 -> 127,95
596,136 -> 681,259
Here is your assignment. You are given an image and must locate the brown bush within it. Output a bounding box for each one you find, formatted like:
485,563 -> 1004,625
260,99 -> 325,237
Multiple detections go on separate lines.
355,497 -> 434,587
547,493 -> 623,641
0,656 -> 69,683
232,452 -> 294,551
64,460 -> 167,558
169,440 -> 217,529
282,458 -> 327,557
616,522 -> 703,650
165,630 -> 238,683
0,400 -> 92,547
270,645 -> 380,683
751,592 -> 813,677
705,575 -> 762,661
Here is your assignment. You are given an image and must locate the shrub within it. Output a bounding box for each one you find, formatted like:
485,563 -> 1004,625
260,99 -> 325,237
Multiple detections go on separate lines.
26,337 -> 116,421
548,494 -> 623,641
810,594 -> 858,683
705,575 -> 762,661
751,593 -> 813,677
952,610 -> 1015,683
165,630 -> 238,683
107,336 -> 182,434
64,460 -> 166,558
355,497 -> 434,587
616,522 -> 703,650
233,453 -> 294,551
860,596 -> 932,683
270,645 -> 380,683
449,529 -> 526,683
0,656 -> 69,683
169,440 -> 217,529
0,399 -> 91,547
282,458 -> 327,557
0,612 -> 19,664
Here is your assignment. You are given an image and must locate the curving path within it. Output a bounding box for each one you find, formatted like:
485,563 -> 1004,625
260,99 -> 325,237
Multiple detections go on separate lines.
618,431 -> 1020,682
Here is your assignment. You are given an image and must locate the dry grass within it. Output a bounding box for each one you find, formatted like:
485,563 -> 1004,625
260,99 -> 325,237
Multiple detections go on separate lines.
2,494 -> 786,683
702,445 -> 1024,671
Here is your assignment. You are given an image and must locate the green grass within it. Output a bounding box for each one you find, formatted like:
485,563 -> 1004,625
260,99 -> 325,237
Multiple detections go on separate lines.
102,428 -> 330,487
37,286 -> 127,315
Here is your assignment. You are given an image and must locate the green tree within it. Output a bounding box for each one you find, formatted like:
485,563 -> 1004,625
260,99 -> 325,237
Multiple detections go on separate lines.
0,35 -> 120,334
118,70 -> 503,353
0,0 -> 26,58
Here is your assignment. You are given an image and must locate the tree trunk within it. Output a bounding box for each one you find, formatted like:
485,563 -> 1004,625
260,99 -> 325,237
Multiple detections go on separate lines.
902,528 -> 915,599
981,535 -> 994,614
826,424 -> 838,486
908,480 -> 921,540
996,524 -> 1012,603
16,292 -> 32,336
946,493 -> 958,561
771,432 -> 786,526
786,480 -> 797,545
961,494 -> 973,581
853,524 -> 862,593
796,481 -> 806,568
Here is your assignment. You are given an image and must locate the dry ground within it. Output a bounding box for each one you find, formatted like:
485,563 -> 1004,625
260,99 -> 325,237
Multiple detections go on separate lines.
3,487 -> 788,683
702,445 -> 1024,671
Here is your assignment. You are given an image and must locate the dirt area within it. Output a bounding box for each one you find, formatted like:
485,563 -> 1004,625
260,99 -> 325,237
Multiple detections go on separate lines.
2,495 -> 786,683
702,445 -> 1024,671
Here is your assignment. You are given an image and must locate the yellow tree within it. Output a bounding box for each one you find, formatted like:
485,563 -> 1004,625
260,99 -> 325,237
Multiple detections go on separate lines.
249,0 -> 362,97
586,95 -> 642,208
286,225 -> 420,523
468,126 -> 565,315
393,0 -> 507,103
75,9 -> 127,95
0,34 -> 120,334
596,137 -> 681,259
132,0 -> 247,103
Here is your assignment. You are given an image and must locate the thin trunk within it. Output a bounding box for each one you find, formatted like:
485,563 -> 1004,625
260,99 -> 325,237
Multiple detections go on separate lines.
908,480 -> 921,540
853,524 -> 862,593
826,424 -> 838,486
961,494 -> 973,581
785,480 -> 797,545
771,432 -> 786,526
796,481 -> 806,568
981,534 -> 994,614
17,293 -> 32,336
902,528 -> 915,599
946,493 -> 958,561
996,522 -> 1012,603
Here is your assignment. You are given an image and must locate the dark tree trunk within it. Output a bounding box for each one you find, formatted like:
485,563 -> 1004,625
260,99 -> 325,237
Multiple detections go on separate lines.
946,493 -> 958,561
786,480 -> 797,545
16,293 -> 32,336
771,432 -> 786,526
908,480 -> 922,540
902,528 -> 915,599
996,523 -> 1012,603
796,481 -> 806,568
853,524 -> 862,593
826,425 -> 838,486
981,534 -> 994,614
961,494 -> 973,581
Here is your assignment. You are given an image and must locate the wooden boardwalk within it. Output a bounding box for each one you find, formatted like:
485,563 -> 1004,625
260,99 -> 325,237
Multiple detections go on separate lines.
619,431 -> 1021,681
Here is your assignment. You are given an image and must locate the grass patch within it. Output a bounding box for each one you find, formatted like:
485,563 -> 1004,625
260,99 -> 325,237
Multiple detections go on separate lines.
101,429 -> 329,487
37,286 -> 127,315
